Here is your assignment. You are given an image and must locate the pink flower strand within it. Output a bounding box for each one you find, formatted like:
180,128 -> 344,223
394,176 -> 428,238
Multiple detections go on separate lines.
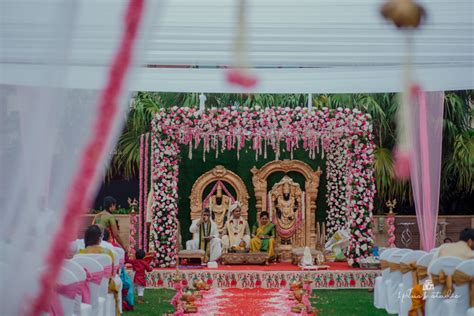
28,0 -> 145,314
225,69 -> 258,88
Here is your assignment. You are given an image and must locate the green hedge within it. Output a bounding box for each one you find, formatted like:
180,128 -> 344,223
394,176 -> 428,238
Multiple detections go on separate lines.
177,142 -> 328,243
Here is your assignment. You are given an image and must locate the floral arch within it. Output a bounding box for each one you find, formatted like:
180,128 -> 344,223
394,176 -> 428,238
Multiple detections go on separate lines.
150,106 -> 376,267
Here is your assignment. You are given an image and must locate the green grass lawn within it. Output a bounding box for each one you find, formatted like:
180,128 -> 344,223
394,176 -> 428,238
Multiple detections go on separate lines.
311,289 -> 389,316
124,288 -> 388,316
126,289 -> 175,316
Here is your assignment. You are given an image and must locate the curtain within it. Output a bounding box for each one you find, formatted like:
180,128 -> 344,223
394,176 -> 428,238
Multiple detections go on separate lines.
0,0 -> 163,314
409,90 -> 445,251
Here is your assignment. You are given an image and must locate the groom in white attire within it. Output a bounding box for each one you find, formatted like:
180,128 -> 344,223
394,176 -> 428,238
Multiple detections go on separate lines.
186,208 -> 222,262
221,202 -> 250,252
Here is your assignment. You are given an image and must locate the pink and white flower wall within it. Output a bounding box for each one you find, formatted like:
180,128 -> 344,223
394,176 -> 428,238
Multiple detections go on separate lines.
150,106 -> 376,267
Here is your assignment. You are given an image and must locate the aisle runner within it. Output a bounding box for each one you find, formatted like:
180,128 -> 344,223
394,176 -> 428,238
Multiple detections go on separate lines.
184,288 -> 303,315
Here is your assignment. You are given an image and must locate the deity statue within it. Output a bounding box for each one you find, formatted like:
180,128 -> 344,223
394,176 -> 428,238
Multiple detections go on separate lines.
208,184 -> 231,233
270,176 -> 304,242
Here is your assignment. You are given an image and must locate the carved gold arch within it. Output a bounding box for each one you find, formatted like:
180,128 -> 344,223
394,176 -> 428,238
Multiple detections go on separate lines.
251,160 -> 322,248
189,165 -> 249,220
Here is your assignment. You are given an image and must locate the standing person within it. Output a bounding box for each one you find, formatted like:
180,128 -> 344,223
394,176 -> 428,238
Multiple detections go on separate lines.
186,208 -> 222,262
126,249 -> 153,304
80,225 -> 121,315
93,196 -> 126,249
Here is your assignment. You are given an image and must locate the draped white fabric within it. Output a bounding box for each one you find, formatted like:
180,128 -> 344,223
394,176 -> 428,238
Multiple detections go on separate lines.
0,0 -> 163,314
2,0 -> 471,93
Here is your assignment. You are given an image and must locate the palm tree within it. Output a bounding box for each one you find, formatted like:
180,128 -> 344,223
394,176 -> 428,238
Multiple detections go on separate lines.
108,91 -> 473,214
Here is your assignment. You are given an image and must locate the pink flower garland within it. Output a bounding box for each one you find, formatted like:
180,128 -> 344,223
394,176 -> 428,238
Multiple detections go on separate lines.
138,133 -> 144,249
272,206 -> 303,239
144,132 -> 149,251
28,0 -> 145,313
386,215 -> 396,247
202,180 -> 236,208
129,210 -> 137,256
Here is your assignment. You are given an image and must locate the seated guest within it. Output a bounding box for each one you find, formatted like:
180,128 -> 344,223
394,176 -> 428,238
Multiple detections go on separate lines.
221,202 -> 250,253
101,229 -> 115,251
80,225 -> 121,315
186,208 -> 222,262
250,211 -> 276,260
436,228 -> 474,259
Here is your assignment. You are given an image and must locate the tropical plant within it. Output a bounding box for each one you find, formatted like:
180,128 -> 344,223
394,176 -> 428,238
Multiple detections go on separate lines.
108,91 -> 473,214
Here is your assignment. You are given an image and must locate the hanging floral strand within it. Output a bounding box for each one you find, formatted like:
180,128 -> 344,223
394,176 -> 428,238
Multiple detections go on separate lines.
380,0 -> 426,180
225,0 -> 258,88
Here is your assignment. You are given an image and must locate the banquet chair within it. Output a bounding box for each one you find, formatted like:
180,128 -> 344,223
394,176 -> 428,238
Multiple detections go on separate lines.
398,250 -> 427,316
374,247 -> 399,309
440,259 -> 474,316
416,253 -> 434,283
63,259 -> 92,316
114,247 -> 125,269
384,249 -> 412,314
426,256 -> 463,316
103,248 -> 121,316
57,267 -> 79,316
113,247 -> 125,313
74,254 -> 109,316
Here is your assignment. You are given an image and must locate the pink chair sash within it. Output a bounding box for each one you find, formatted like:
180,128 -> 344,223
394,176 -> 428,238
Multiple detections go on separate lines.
81,269 -> 99,304
49,281 -> 83,315
87,269 -> 104,285
103,265 -> 113,278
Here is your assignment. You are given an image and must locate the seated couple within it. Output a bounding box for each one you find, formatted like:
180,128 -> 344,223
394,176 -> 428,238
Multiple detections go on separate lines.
186,202 -> 276,261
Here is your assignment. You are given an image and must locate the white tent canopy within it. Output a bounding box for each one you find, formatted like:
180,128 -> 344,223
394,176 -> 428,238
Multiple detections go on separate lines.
1,0 -> 473,93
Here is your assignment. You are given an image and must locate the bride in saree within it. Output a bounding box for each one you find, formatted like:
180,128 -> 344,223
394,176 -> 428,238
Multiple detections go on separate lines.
250,211 -> 276,260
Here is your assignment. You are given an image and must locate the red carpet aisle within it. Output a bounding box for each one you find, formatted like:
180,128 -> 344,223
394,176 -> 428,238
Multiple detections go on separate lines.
181,288 -> 304,315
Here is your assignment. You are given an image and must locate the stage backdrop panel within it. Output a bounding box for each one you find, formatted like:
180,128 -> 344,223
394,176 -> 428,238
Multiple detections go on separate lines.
177,142 -> 328,245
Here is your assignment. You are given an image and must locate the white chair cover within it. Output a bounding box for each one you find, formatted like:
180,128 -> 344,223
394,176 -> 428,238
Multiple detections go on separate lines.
398,250 -> 427,316
73,255 -> 106,316
63,260 -> 88,315
104,249 -> 121,316
384,249 -> 412,314
113,247 -> 125,313
426,256 -> 463,316
114,247 -> 125,269
374,247 -> 399,309
58,267 -> 79,316
440,259 -> 474,316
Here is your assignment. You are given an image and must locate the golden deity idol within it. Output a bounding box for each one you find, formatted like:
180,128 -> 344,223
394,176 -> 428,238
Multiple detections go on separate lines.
208,185 -> 231,232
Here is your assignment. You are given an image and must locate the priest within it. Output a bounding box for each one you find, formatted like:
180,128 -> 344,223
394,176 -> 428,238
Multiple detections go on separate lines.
186,208 -> 222,262
221,202 -> 250,252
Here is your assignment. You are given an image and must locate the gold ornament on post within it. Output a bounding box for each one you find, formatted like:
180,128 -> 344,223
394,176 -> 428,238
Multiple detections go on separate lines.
386,199 -> 397,215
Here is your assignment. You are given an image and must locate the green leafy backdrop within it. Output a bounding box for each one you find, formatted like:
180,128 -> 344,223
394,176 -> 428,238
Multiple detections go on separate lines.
177,142 -> 327,243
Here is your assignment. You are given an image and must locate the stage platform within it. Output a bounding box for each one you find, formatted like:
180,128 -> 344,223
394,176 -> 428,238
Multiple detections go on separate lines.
146,262 -> 380,289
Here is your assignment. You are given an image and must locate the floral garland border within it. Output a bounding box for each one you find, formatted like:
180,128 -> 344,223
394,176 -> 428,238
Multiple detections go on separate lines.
150,107 -> 376,266
144,132 -> 149,251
